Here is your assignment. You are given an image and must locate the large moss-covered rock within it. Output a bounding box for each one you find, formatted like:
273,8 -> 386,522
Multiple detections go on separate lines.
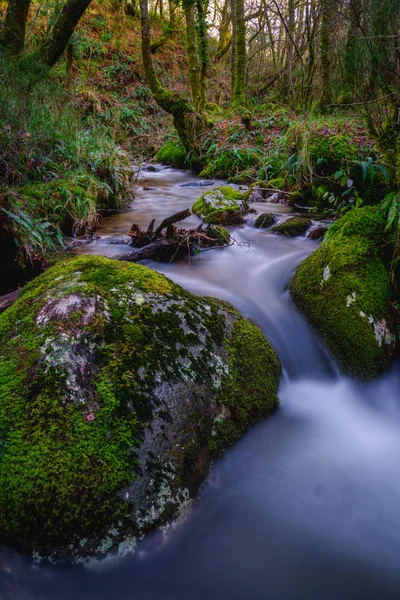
0,255 -> 280,559
192,186 -> 246,225
272,217 -> 311,237
290,207 -> 396,379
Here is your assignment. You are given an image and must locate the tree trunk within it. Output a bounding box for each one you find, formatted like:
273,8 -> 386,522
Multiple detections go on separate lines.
343,0 -> 362,99
231,0 -> 246,107
38,0 -> 93,68
283,0 -> 295,99
230,0 -> 237,97
319,0 -> 333,111
185,3 -> 202,108
196,0 -> 209,109
2,0 -> 32,58
140,0 -> 205,161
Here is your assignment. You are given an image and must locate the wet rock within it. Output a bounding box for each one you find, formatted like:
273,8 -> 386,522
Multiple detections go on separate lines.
180,181 -> 214,188
106,237 -> 130,245
254,213 -> 276,228
0,255 -> 281,560
143,165 -> 158,173
143,186 -> 156,191
248,190 -> 265,203
308,226 -> 328,240
268,193 -> 281,204
192,186 -> 247,225
271,217 -> 311,237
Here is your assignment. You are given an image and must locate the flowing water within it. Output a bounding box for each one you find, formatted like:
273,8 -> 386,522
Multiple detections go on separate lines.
1,167 -> 400,600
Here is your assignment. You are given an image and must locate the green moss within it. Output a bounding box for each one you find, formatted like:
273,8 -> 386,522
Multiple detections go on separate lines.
210,313 -> 281,454
254,213 -> 275,228
250,180 -> 270,190
192,186 -> 246,224
0,254 -> 280,556
290,207 -> 395,379
272,217 -> 310,237
155,139 -> 187,167
205,225 -> 231,245
268,177 -> 286,191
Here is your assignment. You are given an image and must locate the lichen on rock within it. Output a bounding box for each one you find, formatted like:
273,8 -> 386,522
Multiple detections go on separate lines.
290,207 -> 396,379
0,255 -> 280,560
192,186 -> 247,225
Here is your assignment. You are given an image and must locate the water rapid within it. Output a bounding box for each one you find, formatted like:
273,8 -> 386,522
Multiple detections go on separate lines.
1,167 -> 400,600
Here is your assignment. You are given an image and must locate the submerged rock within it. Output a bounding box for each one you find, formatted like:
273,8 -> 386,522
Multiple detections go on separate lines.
290,207 -> 396,379
254,213 -> 276,229
192,186 -> 247,225
271,217 -> 311,237
0,255 -> 281,560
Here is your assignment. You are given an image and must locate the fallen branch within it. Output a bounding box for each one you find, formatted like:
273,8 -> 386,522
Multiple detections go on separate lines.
116,211 -> 231,263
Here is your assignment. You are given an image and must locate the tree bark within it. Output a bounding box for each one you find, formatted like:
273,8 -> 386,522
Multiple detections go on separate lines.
231,0 -> 246,107
196,0 -> 209,109
319,0 -> 333,110
2,0 -> 32,58
139,0 -> 205,159
344,0 -> 362,98
185,3 -> 202,108
283,0 -> 295,99
38,0 -> 93,68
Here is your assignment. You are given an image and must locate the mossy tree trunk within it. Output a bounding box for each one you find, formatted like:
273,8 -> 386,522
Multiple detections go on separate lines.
196,0 -> 209,109
215,0 -> 231,62
185,3 -> 202,109
37,0 -> 93,68
140,0 -> 206,161
2,0 -> 32,58
230,0 -> 237,97
231,0 -> 246,107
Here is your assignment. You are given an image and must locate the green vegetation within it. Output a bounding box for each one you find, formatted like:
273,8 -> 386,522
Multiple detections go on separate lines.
290,208 -> 396,379
0,254 -> 280,556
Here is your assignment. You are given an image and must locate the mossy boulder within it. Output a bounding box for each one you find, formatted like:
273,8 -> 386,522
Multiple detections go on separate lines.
0,255 -> 281,559
290,207 -> 396,379
192,186 -> 247,225
255,213 -> 275,228
272,217 -> 311,237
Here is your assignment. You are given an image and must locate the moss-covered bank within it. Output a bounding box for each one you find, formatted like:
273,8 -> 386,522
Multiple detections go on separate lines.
290,207 -> 396,379
0,255 -> 281,559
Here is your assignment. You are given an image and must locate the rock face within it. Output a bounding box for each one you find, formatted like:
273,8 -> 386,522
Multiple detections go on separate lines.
290,207 -> 396,379
254,213 -> 276,228
192,186 -> 246,225
0,255 -> 281,559
271,217 -> 311,237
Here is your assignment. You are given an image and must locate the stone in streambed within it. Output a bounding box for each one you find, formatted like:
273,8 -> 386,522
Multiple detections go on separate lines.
192,186 -> 247,225
0,255 -> 281,559
254,213 -> 276,228
271,217 -> 311,237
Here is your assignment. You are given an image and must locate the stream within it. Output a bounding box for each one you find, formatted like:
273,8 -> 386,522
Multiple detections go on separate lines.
1,166 -> 400,599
